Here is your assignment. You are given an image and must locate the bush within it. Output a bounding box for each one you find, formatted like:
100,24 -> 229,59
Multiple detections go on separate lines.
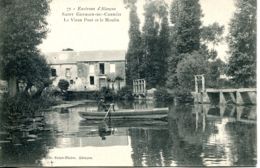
58,79 -> 69,92
154,87 -> 173,102
99,87 -> 116,101
176,51 -> 209,91
116,86 -> 134,100
1,92 -> 57,116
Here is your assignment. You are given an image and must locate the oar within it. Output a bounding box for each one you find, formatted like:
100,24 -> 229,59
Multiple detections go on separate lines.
103,105 -> 112,121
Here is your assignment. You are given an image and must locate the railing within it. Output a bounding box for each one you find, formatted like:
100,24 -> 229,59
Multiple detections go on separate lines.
133,79 -> 146,95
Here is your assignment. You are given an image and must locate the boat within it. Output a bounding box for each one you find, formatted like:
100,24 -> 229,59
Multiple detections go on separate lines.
78,107 -> 169,120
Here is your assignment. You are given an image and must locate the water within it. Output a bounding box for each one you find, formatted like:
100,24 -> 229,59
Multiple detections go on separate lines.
0,100 -> 256,167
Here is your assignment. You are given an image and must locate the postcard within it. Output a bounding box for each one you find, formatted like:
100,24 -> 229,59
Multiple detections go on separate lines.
0,0 -> 257,167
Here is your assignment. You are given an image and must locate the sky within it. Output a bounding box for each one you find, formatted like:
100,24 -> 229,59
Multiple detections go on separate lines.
39,0 -> 236,61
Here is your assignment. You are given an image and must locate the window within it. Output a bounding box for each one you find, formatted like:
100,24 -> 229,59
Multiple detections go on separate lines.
90,76 -> 94,85
110,64 -> 115,73
65,68 -> 71,77
99,63 -> 105,74
89,65 -> 94,74
51,68 -> 57,77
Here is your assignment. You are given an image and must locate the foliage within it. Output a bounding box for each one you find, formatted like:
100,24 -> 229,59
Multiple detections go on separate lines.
58,79 -> 69,93
116,86 -> 134,100
142,0 -> 170,88
226,0 -> 256,87
166,0 -> 202,90
1,93 -> 56,116
170,0 -> 202,54
125,0 -> 143,86
166,0 -> 226,98
107,74 -> 124,90
157,6 -> 170,86
201,23 -> 224,46
207,59 -> 225,88
99,87 -> 116,101
201,23 -> 224,60
176,51 -> 209,92
0,0 -> 51,96
154,87 -> 172,102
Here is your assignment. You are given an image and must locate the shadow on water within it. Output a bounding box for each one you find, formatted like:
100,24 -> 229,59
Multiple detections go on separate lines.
0,99 -> 257,167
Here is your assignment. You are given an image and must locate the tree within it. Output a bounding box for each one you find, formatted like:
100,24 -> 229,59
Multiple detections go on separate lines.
166,0 -> 202,89
157,3 -> 170,86
124,0 -> 143,86
201,23 -> 224,60
142,0 -> 170,88
207,58 -> 225,88
115,76 -> 124,90
0,0 -> 50,96
170,0 -> 202,54
226,0 -> 256,87
58,79 -> 69,93
176,51 -> 208,92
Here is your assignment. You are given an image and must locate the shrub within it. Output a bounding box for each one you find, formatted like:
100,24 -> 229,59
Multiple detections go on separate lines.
58,79 -> 69,92
116,86 -> 134,100
99,87 -> 116,101
154,87 -> 173,102
1,92 -> 57,116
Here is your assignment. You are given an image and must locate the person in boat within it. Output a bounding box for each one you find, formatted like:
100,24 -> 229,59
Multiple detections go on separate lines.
98,97 -> 109,112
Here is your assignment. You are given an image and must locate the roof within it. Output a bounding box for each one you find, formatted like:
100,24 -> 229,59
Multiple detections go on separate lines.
43,50 -> 126,64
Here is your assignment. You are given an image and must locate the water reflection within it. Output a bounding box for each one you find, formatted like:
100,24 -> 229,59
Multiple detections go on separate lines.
0,100 -> 256,167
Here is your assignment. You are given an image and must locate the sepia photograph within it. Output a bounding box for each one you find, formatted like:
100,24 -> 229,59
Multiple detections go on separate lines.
0,0 -> 257,167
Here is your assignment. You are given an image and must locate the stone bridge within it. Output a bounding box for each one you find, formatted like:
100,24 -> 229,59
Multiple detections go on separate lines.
191,75 -> 256,105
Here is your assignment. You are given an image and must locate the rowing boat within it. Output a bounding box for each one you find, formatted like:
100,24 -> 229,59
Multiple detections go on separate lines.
78,107 -> 169,120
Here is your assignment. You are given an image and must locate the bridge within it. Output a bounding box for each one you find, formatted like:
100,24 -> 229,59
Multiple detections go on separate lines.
191,75 -> 256,105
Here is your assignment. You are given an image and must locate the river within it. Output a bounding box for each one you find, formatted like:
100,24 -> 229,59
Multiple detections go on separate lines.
0,100 -> 256,167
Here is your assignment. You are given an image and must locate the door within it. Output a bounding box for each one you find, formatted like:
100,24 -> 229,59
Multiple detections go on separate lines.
99,78 -> 106,90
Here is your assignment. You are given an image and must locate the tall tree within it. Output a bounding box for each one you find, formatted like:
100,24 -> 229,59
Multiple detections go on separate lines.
226,0 -> 256,87
0,0 -> 50,96
166,0 -> 202,89
142,0 -> 169,88
170,0 -> 202,54
157,3 -> 170,86
124,0 -> 143,86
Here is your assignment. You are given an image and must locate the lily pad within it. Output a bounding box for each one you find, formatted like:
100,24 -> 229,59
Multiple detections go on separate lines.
0,132 -> 9,135
27,139 -> 36,142
0,140 -> 10,144
14,143 -> 22,146
27,134 -> 38,138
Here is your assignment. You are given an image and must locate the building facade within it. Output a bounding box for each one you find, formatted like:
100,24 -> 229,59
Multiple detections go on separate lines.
44,50 -> 126,92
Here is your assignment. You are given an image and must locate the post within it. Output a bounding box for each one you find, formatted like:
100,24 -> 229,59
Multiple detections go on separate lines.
195,76 -> 198,93
143,79 -> 146,94
201,75 -> 205,92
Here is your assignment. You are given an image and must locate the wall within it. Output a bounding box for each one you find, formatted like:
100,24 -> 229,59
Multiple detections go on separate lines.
50,61 -> 125,92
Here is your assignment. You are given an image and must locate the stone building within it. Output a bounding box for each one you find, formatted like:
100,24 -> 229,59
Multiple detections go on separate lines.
44,50 -> 126,91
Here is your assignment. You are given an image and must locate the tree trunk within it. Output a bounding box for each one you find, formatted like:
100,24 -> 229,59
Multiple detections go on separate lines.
24,83 -> 33,95
32,87 -> 44,99
8,76 -> 17,97
118,81 -> 121,90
